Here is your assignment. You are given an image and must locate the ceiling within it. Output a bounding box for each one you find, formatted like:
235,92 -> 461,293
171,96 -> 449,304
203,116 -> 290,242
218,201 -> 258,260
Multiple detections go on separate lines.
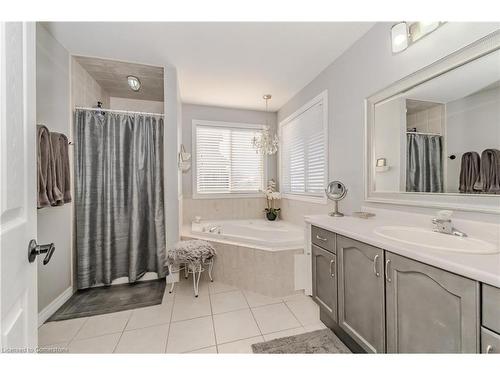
44,22 -> 374,111
405,49 -> 500,104
406,99 -> 441,115
74,56 -> 164,101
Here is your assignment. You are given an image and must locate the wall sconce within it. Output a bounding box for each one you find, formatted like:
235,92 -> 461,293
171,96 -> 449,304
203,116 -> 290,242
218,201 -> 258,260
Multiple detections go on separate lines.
178,144 -> 191,172
391,22 -> 409,53
391,21 -> 445,54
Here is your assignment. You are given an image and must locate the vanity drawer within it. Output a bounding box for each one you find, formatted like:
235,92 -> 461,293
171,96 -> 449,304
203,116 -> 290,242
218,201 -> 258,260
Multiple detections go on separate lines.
481,327 -> 500,354
482,284 -> 500,334
311,226 -> 335,253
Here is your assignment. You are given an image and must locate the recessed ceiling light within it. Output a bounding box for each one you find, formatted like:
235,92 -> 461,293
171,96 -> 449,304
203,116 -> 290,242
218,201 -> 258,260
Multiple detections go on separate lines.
127,75 -> 141,91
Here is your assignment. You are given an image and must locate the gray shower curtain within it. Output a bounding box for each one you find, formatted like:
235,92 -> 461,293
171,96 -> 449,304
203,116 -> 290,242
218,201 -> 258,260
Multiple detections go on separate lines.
75,109 -> 166,289
406,133 -> 443,193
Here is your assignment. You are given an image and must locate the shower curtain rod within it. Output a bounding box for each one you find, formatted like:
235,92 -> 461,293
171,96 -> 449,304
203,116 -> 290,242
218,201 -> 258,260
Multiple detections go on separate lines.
75,106 -> 165,117
406,131 -> 441,136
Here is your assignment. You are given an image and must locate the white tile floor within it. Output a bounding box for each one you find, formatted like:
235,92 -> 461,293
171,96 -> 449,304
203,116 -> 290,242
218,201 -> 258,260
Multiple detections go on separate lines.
38,278 -> 326,353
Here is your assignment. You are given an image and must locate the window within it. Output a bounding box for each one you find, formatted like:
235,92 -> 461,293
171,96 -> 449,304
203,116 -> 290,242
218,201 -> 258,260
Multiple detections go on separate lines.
193,120 -> 265,197
279,91 -> 328,202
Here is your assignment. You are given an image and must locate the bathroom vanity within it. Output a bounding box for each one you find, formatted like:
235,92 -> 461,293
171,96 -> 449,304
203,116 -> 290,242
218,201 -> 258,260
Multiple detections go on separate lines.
310,30 -> 500,353
307,213 -> 500,354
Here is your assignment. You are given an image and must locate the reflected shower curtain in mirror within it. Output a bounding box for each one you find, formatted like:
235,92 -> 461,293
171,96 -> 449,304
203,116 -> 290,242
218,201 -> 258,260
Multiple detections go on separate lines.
75,109 -> 166,289
406,133 -> 443,193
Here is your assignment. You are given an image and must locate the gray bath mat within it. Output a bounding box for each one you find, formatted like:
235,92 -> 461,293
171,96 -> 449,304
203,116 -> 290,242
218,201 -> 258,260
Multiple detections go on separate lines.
251,329 -> 351,354
47,278 -> 166,322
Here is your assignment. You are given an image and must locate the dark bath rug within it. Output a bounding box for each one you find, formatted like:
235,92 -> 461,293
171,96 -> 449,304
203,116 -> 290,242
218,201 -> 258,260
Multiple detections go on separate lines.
251,329 -> 351,354
47,278 -> 166,322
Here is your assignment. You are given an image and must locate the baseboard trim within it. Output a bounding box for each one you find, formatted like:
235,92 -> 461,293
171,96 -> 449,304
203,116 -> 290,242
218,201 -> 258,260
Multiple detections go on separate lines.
38,287 -> 73,327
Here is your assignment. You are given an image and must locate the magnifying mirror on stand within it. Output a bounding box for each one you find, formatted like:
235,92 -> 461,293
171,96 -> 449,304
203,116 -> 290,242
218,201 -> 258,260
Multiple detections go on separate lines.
325,181 -> 347,217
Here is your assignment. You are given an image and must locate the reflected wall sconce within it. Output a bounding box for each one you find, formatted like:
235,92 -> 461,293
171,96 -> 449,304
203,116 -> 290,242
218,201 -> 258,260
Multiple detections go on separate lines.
391,22 -> 445,54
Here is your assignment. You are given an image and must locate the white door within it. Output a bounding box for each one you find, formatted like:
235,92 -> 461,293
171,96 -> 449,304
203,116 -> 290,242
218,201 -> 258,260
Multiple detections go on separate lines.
0,22 -> 38,352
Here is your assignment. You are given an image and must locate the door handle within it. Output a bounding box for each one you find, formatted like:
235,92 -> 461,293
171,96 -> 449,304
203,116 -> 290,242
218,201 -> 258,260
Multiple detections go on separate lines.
316,234 -> 327,242
329,259 -> 335,278
385,259 -> 392,282
28,239 -> 55,265
373,254 -> 380,277
486,345 -> 493,354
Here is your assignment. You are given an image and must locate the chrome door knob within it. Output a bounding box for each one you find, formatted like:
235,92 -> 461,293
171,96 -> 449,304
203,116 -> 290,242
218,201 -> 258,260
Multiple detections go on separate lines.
27,239 -> 55,265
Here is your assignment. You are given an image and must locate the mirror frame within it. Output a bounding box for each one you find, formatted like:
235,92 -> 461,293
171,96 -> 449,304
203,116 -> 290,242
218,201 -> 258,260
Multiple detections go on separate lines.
365,30 -> 500,214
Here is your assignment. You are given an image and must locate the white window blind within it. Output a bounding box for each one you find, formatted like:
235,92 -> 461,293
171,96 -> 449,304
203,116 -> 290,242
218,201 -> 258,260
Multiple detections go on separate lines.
195,122 -> 264,195
280,101 -> 326,198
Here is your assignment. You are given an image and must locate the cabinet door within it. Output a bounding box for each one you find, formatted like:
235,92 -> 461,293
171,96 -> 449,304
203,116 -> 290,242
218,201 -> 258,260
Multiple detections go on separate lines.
385,252 -> 479,353
312,244 -> 337,322
337,236 -> 385,353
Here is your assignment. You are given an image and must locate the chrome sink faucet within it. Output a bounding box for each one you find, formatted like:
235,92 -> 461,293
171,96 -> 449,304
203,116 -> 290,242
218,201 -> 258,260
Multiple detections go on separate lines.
432,210 -> 467,237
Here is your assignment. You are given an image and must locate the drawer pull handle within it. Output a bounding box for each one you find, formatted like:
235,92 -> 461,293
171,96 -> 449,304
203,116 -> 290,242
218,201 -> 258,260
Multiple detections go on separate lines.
316,234 -> 328,242
373,254 -> 380,277
329,259 -> 335,278
486,345 -> 493,354
385,259 -> 392,282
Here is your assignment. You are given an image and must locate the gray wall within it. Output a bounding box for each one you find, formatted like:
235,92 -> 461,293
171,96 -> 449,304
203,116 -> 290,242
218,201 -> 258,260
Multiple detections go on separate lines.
36,24 -> 72,312
277,22 -> 500,221
181,103 -> 277,198
445,86 -> 500,193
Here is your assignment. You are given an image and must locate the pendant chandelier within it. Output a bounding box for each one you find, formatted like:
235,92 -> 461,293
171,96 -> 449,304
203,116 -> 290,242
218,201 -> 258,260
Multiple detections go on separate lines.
252,94 -> 279,155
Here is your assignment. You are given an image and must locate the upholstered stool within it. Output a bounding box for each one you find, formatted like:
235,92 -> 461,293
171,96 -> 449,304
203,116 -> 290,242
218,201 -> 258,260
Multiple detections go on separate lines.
166,239 -> 216,297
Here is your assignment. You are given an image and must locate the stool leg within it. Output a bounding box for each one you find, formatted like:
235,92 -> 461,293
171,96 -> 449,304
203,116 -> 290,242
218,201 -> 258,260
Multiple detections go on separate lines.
208,259 -> 214,282
168,265 -> 175,294
192,264 -> 201,297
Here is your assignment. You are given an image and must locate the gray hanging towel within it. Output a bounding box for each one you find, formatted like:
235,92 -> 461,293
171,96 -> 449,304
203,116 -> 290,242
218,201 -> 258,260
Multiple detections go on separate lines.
480,148 -> 500,194
459,152 -> 481,193
50,132 -> 72,205
46,133 -> 63,206
37,125 -> 52,208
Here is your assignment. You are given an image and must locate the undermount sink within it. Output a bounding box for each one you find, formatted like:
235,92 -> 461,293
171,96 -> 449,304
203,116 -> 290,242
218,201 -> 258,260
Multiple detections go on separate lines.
373,226 -> 499,254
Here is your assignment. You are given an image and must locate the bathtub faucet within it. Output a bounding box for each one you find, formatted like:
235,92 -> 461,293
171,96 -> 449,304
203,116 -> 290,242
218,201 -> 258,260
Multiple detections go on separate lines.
206,225 -> 222,234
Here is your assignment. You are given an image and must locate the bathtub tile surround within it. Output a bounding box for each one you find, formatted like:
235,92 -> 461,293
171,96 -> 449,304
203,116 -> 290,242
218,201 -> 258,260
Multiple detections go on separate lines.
181,237 -> 302,297
182,218 -> 305,297
182,197 -> 267,224
280,198 -> 330,226
38,277 -> 325,353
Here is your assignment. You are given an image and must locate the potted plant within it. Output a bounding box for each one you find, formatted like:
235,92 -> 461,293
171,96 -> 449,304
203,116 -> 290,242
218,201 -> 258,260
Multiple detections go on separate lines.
263,179 -> 281,221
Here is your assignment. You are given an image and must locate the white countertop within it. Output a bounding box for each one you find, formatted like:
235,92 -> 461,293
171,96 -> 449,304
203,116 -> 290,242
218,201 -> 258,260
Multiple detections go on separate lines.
305,209 -> 500,288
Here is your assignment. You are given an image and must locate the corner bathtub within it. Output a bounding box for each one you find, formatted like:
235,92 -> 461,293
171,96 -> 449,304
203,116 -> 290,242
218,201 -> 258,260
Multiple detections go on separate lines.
188,219 -> 303,251
181,219 -> 304,297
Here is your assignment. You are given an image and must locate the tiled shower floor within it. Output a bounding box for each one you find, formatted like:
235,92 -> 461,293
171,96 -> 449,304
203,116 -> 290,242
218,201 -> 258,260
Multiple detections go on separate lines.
38,278 -> 326,353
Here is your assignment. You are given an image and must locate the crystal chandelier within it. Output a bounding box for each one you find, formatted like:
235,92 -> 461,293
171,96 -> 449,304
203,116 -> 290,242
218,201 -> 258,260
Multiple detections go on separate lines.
252,94 -> 279,155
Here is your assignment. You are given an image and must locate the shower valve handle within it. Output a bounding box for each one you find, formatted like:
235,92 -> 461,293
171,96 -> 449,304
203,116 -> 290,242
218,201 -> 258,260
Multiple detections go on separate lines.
28,239 -> 55,265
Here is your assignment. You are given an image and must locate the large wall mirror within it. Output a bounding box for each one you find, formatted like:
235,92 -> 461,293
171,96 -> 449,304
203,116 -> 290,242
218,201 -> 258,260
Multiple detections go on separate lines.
366,31 -> 500,213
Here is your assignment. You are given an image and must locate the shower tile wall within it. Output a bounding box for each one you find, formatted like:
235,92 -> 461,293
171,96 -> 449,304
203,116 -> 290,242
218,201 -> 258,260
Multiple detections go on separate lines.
406,104 -> 444,135
71,57 -> 110,108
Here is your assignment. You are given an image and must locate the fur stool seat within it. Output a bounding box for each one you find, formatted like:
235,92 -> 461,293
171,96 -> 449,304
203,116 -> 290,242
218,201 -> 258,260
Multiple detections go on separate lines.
166,239 -> 216,297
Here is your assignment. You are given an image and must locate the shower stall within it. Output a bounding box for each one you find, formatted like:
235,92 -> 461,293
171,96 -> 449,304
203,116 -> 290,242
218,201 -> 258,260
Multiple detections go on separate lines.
74,107 -> 167,289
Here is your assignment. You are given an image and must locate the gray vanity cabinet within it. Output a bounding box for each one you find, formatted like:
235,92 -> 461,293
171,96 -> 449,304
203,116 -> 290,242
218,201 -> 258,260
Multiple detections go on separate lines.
337,235 -> 386,353
311,244 -> 337,322
385,252 -> 479,353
